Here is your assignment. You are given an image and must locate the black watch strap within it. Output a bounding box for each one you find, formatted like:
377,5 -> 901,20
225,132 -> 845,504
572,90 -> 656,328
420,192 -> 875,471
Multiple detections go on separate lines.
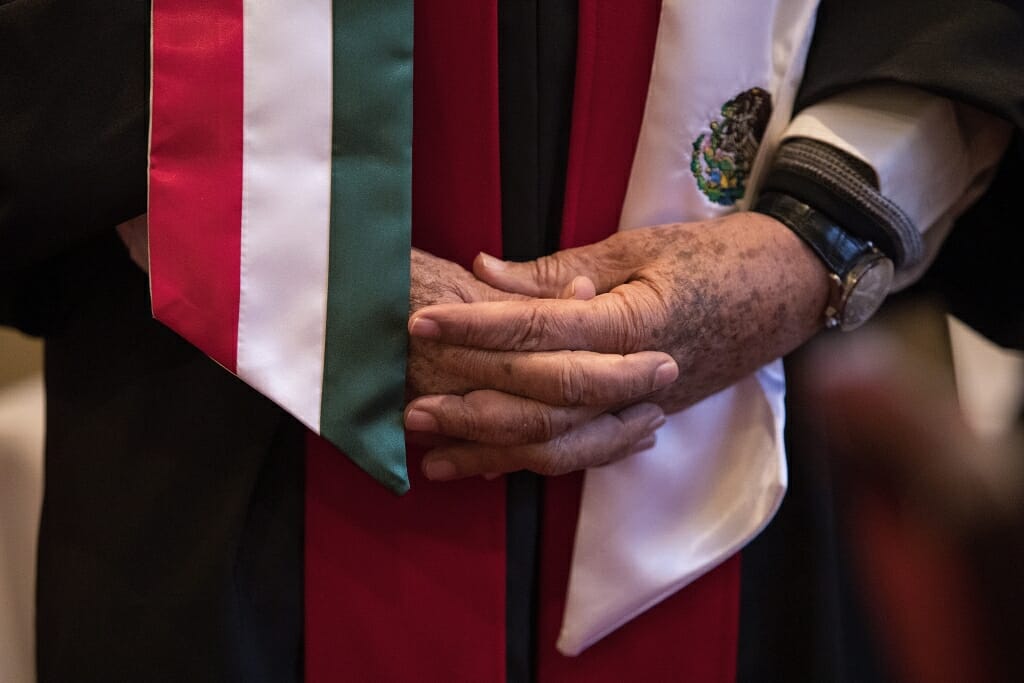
754,191 -> 871,279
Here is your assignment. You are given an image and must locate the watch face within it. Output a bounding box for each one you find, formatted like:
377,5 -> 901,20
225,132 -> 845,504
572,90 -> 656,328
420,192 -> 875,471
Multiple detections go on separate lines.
841,256 -> 894,330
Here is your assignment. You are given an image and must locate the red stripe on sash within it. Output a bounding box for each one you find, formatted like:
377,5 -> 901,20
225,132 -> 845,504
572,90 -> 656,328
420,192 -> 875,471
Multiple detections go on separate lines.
306,440 -> 506,681
557,1 -> 660,252
304,1 -> 506,680
538,2 -> 742,680
149,1 -> 243,371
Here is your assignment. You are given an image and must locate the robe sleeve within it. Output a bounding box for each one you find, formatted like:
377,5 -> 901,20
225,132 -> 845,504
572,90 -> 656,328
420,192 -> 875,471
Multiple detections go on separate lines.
0,0 -> 149,332
795,0 -> 1024,348
782,85 -> 1011,289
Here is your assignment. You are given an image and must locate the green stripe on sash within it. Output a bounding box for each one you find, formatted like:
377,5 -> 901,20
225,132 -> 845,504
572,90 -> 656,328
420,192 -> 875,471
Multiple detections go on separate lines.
320,0 -> 413,493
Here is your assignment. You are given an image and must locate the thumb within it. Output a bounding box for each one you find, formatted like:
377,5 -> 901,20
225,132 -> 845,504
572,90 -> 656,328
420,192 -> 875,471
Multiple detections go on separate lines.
473,246 -> 625,298
559,275 -> 597,301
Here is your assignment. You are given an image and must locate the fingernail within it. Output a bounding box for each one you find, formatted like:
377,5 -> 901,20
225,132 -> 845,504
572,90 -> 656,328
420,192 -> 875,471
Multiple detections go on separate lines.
424,460 -> 457,481
631,436 -> 657,454
405,409 -> 438,432
648,414 -> 667,431
479,253 -> 507,271
409,316 -> 440,338
653,361 -> 679,389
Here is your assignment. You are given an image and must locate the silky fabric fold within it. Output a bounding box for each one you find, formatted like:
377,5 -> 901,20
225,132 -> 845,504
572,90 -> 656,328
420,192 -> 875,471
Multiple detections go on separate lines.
149,0 -> 413,492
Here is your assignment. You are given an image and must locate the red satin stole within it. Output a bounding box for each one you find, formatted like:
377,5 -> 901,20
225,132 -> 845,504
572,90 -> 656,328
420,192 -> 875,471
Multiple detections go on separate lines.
305,1 -> 741,680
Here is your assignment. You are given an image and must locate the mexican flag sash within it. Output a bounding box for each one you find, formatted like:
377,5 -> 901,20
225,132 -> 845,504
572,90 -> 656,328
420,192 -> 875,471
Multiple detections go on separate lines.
149,0 -> 819,677
149,0 -> 412,492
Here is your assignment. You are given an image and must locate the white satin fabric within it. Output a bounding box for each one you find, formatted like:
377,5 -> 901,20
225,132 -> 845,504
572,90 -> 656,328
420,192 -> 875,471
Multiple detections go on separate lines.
558,0 -> 820,655
236,0 -> 334,432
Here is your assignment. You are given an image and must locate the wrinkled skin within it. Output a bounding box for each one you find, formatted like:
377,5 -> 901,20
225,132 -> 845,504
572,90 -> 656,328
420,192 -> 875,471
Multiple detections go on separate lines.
408,212 -> 830,480
407,248 -> 673,480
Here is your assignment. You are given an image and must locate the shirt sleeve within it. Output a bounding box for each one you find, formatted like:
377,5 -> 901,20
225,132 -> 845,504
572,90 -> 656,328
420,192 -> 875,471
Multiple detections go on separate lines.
781,84 -> 1012,289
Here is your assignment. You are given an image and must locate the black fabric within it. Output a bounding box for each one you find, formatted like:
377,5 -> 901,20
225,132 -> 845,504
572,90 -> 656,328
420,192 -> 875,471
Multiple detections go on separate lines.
498,0 -> 578,262
2,3 -> 304,679
798,0 -> 1024,349
762,138 -> 919,268
37,238 -> 305,682
0,0 -> 149,275
0,0 -> 149,334
964,513 -> 1024,681
918,137 -> 1024,350
0,235 -> 128,337
498,2 -> 578,680
740,2 -> 1024,678
798,0 -> 1024,128
737,351 -> 890,683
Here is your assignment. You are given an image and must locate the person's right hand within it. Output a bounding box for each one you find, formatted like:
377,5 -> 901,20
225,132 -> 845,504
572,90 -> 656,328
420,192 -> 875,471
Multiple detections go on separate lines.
407,248 -> 675,480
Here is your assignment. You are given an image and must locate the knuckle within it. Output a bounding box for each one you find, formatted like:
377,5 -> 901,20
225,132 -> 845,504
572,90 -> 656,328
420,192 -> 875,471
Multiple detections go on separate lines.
443,445 -> 488,478
451,347 -> 497,386
523,401 -> 556,442
607,414 -> 635,452
452,394 -> 483,440
519,304 -> 554,350
529,431 -> 589,476
533,449 -> 568,477
461,391 -> 513,443
406,343 -> 463,398
626,357 -> 657,399
532,256 -> 564,291
557,358 -> 589,406
590,355 -> 646,406
601,292 -> 666,354
609,297 -> 646,352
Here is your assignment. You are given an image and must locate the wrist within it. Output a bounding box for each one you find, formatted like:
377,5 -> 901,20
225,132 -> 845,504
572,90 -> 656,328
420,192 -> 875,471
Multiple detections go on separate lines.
753,192 -> 894,331
704,210 -> 831,358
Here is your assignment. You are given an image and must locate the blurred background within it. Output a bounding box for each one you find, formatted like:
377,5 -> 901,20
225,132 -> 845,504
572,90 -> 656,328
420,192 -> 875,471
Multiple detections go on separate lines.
790,301 -> 1024,682
0,328 -> 43,683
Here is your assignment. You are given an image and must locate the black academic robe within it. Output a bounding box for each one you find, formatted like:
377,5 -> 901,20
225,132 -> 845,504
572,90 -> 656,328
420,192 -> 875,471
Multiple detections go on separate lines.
2,1 -> 1023,681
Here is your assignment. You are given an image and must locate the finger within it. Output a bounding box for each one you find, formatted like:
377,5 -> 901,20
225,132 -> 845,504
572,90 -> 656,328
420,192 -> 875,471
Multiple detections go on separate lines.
404,430 -> 461,450
410,288 -> 659,353
446,348 -> 678,407
474,248 -> 630,298
405,390 -> 602,445
406,338 -> 676,406
628,435 -> 657,455
558,275 -> 597,301
422,402 -> 665,481
115,214 -> 150,272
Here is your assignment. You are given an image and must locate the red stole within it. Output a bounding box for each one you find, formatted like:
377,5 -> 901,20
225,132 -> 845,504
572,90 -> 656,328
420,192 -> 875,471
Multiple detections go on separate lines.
305,1 -> 741,680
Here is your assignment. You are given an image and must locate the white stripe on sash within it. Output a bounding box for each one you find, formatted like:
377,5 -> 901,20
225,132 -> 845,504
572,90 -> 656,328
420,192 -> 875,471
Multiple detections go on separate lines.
236,0 -> 334,431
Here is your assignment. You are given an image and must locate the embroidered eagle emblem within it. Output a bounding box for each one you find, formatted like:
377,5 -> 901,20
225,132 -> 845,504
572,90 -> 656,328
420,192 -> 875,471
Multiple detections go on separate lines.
691,87 -> 772,206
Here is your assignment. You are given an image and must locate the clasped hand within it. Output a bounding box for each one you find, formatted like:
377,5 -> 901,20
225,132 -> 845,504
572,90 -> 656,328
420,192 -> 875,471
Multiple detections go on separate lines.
406,248 -> 673,481
407,212 -> 828,481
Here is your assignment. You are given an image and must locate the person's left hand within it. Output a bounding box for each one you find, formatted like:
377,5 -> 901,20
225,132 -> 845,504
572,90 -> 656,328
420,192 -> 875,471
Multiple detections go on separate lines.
409,212 -> 831,416
407,248 -> 675,481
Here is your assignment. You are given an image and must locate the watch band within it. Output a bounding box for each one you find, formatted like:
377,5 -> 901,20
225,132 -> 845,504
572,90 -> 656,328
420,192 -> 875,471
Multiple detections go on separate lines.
761,137 -> 921,268
753,191 -> 872,279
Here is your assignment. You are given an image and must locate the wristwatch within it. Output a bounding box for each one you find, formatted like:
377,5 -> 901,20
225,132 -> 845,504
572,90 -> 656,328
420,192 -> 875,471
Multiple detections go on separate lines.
754,191 -> 894,331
